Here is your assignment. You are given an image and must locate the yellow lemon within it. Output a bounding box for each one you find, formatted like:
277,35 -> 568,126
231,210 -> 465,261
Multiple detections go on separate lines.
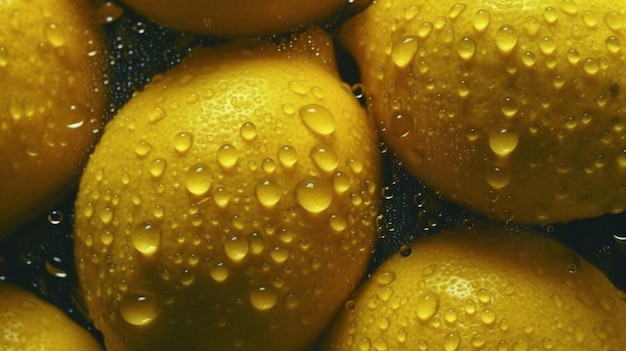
340,0 -> 626,224
0,0 -> 108,239
73,28 -> 381,351
119,0 -> 361,37
321,222 -> 626,350
0,282 -> 103,350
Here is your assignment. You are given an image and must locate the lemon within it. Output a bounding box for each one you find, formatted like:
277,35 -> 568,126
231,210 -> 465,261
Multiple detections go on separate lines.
119,0 -> 358,37
321,222 -> 626,350
0,0 -> 108,239
74,28 -> 381,351
339,0 -> 626,224
0,282 -> 103,350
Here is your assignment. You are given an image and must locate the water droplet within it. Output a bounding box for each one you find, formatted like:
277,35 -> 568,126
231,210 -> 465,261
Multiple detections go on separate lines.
0,47 -> 9,67
210,262 -> 229,282
173,132 -> 193,153
120,294 -> 159,326
449,3 -> 466,19
399,245 -> 412,257
131,222 -> 161,255
489,128 -> 519,156
444,308 -> 458,323
416,292 -> 439,321
256,179 -> 282,208
148,106 -> 166,123
389,113 -> 414,138
473,9 -> 491,32
311,86 -> 325,99
149,158 -> 167,178
100,207 -> 114,224
332,171 -> 352,193
329,214 -> 348,232
582,58 -> 599,75
495,26 -> 518,54
501,97 -> 519,118
277,145 -> 298,168
135,141 -> 152,157
606,36 -> 622,53
443,331 -> 461,351
95,1 -> 124,23
185,164 -> 214,196
216,144 -> 239,169
47,210 -> 63,225
239,122 -> 257,141
417,22 -> 434,38
213,186 -> 230,208
457,80 -> 471,97
566,49 -> 581,64
538,36 -> 556,55
479,309 -> 496,324
296,177 -> 333,213
485,166 -> 510,189
457,37 -> 476,61
270,246 -> 289,263
604,11 -> 625,31
289,81 -> 307,95
311,146 -> 339,172
543,6 -> 558,23
299,104 -> 336,136
224,235 -> 249,262
249,286 -> 278,311
521,51 -> 536,67
44,23 -> 66,47
390,36 -> 419,68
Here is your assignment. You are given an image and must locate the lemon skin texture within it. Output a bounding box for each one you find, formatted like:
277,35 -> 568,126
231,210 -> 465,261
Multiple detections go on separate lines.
74,29 -> 381,351
0,0 -> 108,239
321,222 -> 626,350
0,282 -> 103,350
340,0 -> 626,224
120,0 -> 358,37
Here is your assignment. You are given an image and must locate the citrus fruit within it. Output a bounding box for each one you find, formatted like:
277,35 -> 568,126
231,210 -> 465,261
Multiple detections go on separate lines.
119,0 -> 358,37
339,0 -> 626,224
0,0 -> 108,239
0,282 -> 103,350
320,222 -> 626,350
73,28 -> 381,351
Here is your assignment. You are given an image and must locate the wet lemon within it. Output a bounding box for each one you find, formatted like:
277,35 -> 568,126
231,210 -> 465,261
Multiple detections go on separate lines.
340,0 -> 626,224
0,0 -> 107,239
0,282 -> 103,350
120,0 -> 361,36
74,28 -> 381,351
321,222 -> 626,350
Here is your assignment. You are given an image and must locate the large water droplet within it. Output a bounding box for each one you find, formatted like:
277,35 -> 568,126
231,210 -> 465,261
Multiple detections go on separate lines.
216,144 -> 239,169
296,177 -> 333,213
443,331 -> 461,351
473,9 -> 491,32
457,37 -> 476,61
131,222 -> 161,255
256,179 -> 282,208
311,146 -> 339,172
495,26 -> 518,54
185,164 -> 214,196
489,128 -> 519,156
120,294 -> 159,326
173,132 -> 193,153
278,145 -> 298,168
299,104 -> 336,136
416,292 -> 439,321
210,262 -> 229,283
391,36 -> 418,68
249,286 -> 278,311
239,122 -> 257,141
224,235 -> 249,262
606,36 -> 622,53
485,166 -> 510,189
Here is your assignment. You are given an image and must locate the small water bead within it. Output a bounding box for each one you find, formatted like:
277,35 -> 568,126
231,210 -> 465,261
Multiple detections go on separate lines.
185,164 -> 214,196
560,0 -> 578,15
96,1 -> 124,24
311,146 -> 339,172
566,49 -> 581,64
472,9 -> 491,32
543,6 -> 558,24
604,11 -> 625,31
256,179 -> 282,208
416,292 -> 439,321
485,166 -> 510,189
501,97 -> 519,118
417,22 -> 433,39
521,51 -> 536,68
288,81 -> 307,95
248,232 -> 267,255
149,158 -> 167,178
148,106 -> 166,123
471,334 -> 487,348
173,132 -> 193,153
496,26 -> 518,54
390,45 -> 418,75
457,80 -> 471,98
249,286 -> 278,311
296,177 -> 333,213
120,294 -> 159,326
100,207 -> 114,224
135,141 -> 152,157
277,145 -> 298,168
332,171 -> 352,193
389,113 -> 414,138
224,235 -> 249,262
0,47 -> 9,67
329,214 -> 348,232
539,36 -> 556,55
210,262 -> 229,283
100,230 -> 114,245
216,144 -> 239,169
582,58 -> 599,75
299,104 -> 336,136
239,122 -> 257,141
44,23 -> 67,47
131,222 -> 161,255
270,246 -> 289,264
479,309 -> 497,325
489,128 -> 519,156
449,3 -> 466,19
311,86 -> 325,99
457,37 -> 476,61
443,331 -> 461,351
443,308 -> 458,323
47,210 -> 63,225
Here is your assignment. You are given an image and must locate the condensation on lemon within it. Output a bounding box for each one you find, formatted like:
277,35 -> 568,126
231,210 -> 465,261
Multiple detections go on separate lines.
340,0 -> 626,224
0,0 -> 108,240
321,222 -> 626,350
73,28 -> 381,351
0,282 -> 103,351
118,0 -> 359,36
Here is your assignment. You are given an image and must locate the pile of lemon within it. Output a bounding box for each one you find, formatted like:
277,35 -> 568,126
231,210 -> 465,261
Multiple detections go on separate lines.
1,0 -> 625,350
